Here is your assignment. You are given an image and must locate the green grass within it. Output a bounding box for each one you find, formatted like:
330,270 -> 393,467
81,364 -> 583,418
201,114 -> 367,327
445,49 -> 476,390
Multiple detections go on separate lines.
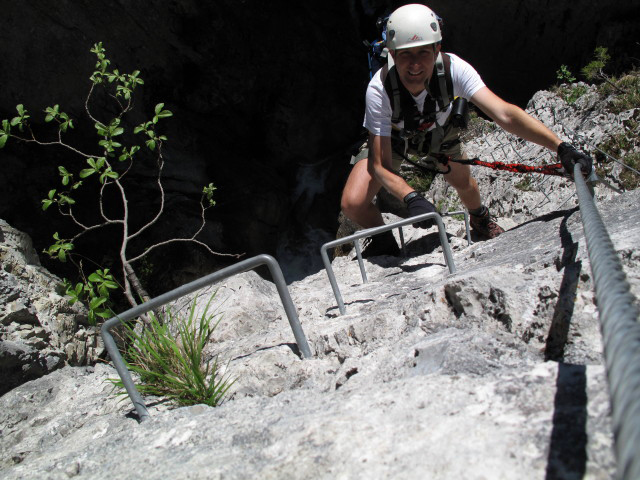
599,69 -> 640,113
515,176 -> 535,191
552,83 -> 589,105
595,119 -> 640,191
406,172 -> 434,192
111,293 -> 234,407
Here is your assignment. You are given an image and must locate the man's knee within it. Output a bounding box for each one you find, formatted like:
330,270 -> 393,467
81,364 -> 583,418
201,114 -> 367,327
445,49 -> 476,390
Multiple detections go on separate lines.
340,189 -> 357,216
341,161 -> 377,215
341,187 -> 370,219
445,164 -> 476,192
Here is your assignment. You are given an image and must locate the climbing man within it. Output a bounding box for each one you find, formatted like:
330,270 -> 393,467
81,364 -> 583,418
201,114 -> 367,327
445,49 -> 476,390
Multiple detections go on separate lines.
341,3 -> 593,256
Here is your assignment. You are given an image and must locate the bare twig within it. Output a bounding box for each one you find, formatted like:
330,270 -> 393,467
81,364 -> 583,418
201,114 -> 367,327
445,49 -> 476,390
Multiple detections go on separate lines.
127,143 -> 166,242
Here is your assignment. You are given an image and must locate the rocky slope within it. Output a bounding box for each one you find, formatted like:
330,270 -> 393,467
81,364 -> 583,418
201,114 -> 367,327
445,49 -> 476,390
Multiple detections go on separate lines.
1,173 -> 639,478
3,185 -> 639,477
1,65 -> 639,480
0,220 -> 102,395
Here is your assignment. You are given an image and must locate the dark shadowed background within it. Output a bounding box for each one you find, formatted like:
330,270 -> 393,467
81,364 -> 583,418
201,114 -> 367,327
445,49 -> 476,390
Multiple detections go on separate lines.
1,0 -> 638,288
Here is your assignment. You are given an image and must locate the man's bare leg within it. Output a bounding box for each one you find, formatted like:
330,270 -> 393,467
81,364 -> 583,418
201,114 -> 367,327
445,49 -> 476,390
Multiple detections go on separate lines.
443,159 -> 504,237
443,160 -> 482,211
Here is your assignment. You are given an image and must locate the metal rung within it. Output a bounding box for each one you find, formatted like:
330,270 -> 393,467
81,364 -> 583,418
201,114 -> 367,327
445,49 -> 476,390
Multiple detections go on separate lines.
320,212 -> 458,315
101,254 -> 311,422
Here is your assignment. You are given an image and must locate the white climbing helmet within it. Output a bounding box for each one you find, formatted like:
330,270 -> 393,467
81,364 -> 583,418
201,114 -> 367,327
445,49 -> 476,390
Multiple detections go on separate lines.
386,4 -> 442,51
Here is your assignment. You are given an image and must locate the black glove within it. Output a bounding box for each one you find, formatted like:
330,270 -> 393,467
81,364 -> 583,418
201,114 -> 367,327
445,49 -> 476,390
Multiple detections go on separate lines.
404,191 -> 437,228
558,142 -> 593,178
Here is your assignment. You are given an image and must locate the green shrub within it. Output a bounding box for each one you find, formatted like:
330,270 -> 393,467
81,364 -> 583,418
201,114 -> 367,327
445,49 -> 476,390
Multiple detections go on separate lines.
581,46 -> 611,82
112,293 -> 235,407
600,69 -> 640,113
0,42 -> 227,323
565,84 -> 589,104
579,46 -> 639,112
596,119 -> 640,191
556,65 -> 576,84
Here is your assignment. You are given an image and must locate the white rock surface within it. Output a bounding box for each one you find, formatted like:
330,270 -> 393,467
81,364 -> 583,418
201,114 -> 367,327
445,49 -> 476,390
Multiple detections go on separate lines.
2,187 -> 638,479
1,88 -> 638,479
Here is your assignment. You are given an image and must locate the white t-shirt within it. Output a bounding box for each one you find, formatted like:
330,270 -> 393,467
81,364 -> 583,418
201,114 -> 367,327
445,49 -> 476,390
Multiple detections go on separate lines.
364,53 -> 485,137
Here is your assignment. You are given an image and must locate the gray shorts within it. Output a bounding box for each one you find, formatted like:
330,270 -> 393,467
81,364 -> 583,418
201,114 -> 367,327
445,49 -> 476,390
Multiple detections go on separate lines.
351,126 -> 463,173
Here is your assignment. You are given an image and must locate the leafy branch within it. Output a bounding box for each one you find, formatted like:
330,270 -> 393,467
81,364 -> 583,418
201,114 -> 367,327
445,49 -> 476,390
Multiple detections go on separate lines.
581,46 -> 625,94
1,42 -> 240,323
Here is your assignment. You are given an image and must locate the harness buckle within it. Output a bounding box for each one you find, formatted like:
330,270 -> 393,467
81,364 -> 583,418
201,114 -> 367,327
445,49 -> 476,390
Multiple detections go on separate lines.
433,153 -> 450,165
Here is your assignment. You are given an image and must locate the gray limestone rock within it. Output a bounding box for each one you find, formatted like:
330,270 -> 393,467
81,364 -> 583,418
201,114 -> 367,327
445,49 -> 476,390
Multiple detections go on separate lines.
1,82 -> 638,477
0,220 -> 103,394
2,187 -> 638,479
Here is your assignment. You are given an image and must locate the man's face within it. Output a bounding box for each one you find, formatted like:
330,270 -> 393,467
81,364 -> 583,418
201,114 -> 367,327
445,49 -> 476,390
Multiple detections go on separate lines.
390,44 -> 440,95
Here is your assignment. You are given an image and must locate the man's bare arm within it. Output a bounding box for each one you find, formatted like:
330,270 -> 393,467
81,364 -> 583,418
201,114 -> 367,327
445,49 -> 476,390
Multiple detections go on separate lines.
367,132 -> 415,200
471,87 -> 562,151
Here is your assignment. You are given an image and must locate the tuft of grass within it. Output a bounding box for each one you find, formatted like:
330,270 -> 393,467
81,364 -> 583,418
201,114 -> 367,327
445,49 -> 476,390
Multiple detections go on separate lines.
406,171 -> 435,192
595,119 -> 640,191
515,176 -> 535,191
567,84 -> 589,104
554,83 -> 589,105
599,68 -> 640,113
111,293 -> 234,407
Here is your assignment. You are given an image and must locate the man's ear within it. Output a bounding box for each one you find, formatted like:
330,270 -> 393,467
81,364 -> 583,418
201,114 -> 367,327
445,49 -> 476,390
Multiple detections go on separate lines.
434,43 -> 442,55
389,49 -> 396,61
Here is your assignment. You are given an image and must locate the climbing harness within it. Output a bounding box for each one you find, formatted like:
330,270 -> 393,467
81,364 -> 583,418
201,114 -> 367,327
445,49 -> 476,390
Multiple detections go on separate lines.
360,12 -> 456,159
384,51 -> 457,158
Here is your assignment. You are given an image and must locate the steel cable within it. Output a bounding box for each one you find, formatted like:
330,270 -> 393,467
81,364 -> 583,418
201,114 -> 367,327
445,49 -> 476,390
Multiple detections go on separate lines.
574,164 -> 640,480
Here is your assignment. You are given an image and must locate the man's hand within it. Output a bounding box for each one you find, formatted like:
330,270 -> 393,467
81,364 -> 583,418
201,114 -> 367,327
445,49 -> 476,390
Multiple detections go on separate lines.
558,142 -> 593,178
404,192 -> 437,228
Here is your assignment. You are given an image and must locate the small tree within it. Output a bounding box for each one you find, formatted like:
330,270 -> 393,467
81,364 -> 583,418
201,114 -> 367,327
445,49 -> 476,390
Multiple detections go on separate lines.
556,64 -> 576,84
0,42 -> 236,323
581,46 -> 625,94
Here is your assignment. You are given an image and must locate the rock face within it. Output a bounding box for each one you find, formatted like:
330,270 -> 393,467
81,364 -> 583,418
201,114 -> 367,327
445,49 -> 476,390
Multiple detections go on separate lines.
429,85 -> 632,222
0,220 -> 103,395
0,4 -> 638,477
1,1 -> 637,285
1,181 -> 638,477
